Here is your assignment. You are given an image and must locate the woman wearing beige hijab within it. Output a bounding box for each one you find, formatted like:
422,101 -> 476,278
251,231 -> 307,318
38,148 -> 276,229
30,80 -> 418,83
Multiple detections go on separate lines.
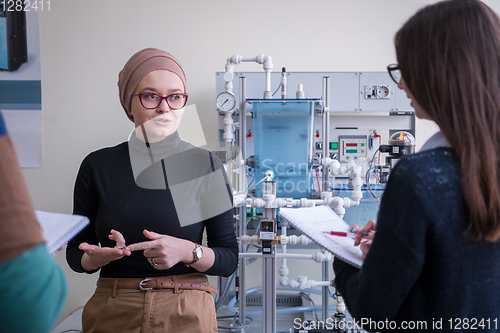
67,48 -> 237,333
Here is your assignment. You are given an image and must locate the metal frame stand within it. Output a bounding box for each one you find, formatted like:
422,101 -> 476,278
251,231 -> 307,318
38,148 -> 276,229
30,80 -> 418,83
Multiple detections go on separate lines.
262,249 -> 277,333
321,76 -> 331,322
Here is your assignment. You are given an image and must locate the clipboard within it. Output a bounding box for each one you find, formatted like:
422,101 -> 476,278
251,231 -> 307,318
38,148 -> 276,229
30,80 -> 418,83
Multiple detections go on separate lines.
279,205 -> 364,268
35,211 -> 89,254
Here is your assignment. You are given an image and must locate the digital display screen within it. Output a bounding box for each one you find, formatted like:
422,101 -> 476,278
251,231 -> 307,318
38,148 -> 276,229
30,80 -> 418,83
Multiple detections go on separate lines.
329,142 -> 338,150
259,220 -> 275,241
260,220 -> 274,232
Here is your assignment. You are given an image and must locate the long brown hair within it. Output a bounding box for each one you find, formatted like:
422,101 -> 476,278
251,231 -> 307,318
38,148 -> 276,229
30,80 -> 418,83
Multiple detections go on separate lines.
395,0 -> 500,242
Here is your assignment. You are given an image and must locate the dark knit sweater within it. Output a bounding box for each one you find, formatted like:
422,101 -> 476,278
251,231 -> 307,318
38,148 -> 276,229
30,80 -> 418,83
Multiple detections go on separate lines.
67,132 -> 238,278
334,148 -> 500,332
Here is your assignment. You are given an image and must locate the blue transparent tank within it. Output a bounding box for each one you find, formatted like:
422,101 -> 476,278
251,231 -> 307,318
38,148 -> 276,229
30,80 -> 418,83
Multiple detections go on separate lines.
252,100 -> 315,199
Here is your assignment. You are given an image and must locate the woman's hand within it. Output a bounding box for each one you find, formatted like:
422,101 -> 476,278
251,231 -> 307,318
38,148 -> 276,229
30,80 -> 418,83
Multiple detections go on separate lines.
126,230 -> 193,270
351,220 -> 376,259
79,229 -> 131,271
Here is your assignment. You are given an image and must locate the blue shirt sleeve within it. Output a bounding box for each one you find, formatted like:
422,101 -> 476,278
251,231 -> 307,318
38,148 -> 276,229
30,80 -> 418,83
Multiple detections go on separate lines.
0,112 -> 7,136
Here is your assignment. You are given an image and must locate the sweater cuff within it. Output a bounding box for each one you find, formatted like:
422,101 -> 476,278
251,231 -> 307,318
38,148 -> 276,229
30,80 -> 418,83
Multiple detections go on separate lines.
333,257 -> 359,291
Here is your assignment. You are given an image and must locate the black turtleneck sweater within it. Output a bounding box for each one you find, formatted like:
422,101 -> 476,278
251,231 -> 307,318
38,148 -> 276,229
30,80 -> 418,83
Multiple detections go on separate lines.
66,132 -> 238,278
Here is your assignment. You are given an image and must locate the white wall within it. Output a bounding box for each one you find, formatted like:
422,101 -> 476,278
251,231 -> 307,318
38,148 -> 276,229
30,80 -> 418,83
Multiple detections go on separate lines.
26,0 -> 500,323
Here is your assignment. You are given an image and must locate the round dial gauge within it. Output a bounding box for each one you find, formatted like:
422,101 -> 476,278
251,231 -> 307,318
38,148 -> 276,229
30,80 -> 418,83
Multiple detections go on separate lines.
216,92 -> 236,112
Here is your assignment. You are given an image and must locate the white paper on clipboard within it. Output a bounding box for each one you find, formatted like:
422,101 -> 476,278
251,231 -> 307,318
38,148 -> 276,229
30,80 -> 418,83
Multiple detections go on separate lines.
279,205 -> 364,268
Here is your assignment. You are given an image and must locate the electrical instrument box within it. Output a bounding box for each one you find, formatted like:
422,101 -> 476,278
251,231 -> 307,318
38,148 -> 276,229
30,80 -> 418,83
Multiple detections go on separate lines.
338,135 -> 368,162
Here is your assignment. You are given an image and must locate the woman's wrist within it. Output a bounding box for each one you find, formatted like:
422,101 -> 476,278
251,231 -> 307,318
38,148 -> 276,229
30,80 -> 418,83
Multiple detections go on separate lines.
82,253 -> 99,271
183,241 -> 195,264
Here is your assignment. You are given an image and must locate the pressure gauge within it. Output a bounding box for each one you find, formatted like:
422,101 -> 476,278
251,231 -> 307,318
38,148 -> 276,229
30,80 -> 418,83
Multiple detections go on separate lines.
216,92 -> 236,112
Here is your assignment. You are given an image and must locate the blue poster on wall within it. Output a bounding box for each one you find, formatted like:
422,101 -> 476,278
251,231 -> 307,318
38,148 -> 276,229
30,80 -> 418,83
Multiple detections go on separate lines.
0,1 -> 42,167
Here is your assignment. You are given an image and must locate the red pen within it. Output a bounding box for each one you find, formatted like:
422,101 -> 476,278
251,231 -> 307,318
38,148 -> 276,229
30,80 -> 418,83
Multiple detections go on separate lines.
322,231 -> 369,239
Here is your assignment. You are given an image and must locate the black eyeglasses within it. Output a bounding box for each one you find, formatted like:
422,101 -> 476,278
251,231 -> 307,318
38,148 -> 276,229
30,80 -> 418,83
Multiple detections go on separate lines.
132,92 -> 188,110
387,64 -> 402,85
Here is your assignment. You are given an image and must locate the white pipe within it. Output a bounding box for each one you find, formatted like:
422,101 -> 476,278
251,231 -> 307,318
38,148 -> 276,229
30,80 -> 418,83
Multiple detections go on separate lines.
224,62 -> 234,93
279,221 -> 289,287
238,252 -> 331,261
224,54 -> 273,99
232,192 -> 248,207
240,234 -> 259,245
245,194 -> 364,219
246,196 -> 357,219
277,253 -> 313,260
330,196 -> 345,218
222,112 -> 234,143
323,158 -> 366,206
286,234 -> 316,246
328,159 -> 341,177
289,275 -> 332,289
349,164 -> 363,205
240,234 -> 316,246
336,294 -> 346,314
239,253 -> 296,259
222,111 -> 236,190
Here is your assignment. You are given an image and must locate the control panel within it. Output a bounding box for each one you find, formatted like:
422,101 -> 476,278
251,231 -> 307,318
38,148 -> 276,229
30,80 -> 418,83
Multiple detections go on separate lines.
338,135 -> 367,162
315,141 -> 339,159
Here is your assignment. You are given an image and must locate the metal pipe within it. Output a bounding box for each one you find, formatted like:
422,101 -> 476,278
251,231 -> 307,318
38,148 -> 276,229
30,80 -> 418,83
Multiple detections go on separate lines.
321,76 -> 331,322
238,77 -> 247,327
238,205 -> 246,327
240,253 -> 323,260
261,180 -> 277,333
322,76 -> 331,192
322,252 -> 329,321
279,221 -> 288,288
239,77 -> 247,193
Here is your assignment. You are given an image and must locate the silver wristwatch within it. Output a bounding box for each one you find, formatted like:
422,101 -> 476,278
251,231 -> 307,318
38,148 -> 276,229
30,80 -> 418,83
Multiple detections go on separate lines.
184,243 -> 203,267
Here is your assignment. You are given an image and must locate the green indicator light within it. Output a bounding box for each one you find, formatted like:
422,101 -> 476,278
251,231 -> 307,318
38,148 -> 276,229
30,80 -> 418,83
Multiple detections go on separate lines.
330,142 -> 338,150
361,143 -> 365,147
